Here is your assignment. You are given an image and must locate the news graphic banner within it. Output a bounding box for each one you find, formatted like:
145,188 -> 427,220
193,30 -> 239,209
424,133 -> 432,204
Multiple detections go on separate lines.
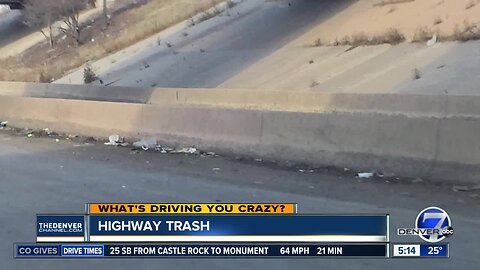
15,203 -> 451,259
87,203 -> 297,214
37,214 -> 387,242
15,244 -> 388,258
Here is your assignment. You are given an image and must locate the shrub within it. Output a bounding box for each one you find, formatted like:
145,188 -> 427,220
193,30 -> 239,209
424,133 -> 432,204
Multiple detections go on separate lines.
83,64 -> 97,84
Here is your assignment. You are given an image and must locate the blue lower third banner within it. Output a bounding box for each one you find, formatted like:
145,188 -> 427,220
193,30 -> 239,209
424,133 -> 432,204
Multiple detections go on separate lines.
88,215 -> 388,242
36,215 -> 85,242
15,244 -> 387,258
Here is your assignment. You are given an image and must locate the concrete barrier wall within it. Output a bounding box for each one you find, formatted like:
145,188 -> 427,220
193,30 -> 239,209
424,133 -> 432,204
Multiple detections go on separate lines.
1,93 -> 479,183
0,81 -> 153,103
3,81 -> 480,117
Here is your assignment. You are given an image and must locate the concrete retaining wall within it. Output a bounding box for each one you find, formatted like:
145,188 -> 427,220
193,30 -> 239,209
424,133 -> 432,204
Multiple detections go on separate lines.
3,81 -> 480,117
0,81 -> 153,103
1,88 -> 480,183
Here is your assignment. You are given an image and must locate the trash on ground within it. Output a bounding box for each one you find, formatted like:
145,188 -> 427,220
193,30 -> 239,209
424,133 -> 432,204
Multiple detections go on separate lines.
155,146 -> 174,153
171,147 -> 198,154
212,168 -> 221,171
27,133 -> 34,138
452,184 -> 480,192
201,152 -> 217,157
427,34 -> 437,46
357,172 -> 374,179
412,178 -> 423,183
104,134 -> 127,146
0,121 -> 7,129
132,138 -> 157,151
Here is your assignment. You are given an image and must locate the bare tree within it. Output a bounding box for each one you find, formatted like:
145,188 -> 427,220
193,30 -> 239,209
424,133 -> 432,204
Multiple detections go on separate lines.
57,0 -> 88,46
23,0 -> 61,47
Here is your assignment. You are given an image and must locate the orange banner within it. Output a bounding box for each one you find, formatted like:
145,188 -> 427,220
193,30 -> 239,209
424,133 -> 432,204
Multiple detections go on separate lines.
88,203 -> 297,214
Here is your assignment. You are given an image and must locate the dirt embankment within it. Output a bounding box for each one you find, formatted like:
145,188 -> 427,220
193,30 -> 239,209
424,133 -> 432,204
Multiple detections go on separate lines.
294,0 -> 480,46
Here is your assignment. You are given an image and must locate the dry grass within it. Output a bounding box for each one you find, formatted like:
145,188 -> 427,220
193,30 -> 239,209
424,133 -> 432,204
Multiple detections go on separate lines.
438,21 -> 480,42
412,27 -> 434,42
197,7 -> 222,23
433,16 -> 443,25
0,0 -> 223,82
329,28 -> 405,47
226,0 -> 237,8
386,6 -> 397,14
466,0 -> 478,10
373,0 -> 415,7
310,80 -> 319,88
413,68 -> 421,80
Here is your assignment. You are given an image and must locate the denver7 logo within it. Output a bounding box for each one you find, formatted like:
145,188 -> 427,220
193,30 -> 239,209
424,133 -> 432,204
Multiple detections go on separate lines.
415,207 -> 452,243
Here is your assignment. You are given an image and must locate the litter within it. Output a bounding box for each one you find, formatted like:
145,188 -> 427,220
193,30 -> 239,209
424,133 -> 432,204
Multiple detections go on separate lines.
0,121 -> 7,129
44,129 -> 58,136
212,168 -> 221,171
427,34 -> 437,46
156,146 -> 174,153
452,184 -> 480,192
357,172 -> 374,179
132,138 -> 157,151
412,178 -> 423,183
171,147 -> 198,154
201,152 -> 217,157
104,135 -> 127,146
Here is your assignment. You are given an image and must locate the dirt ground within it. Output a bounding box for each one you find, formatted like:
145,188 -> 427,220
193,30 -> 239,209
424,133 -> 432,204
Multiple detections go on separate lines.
293,0 -> 480,46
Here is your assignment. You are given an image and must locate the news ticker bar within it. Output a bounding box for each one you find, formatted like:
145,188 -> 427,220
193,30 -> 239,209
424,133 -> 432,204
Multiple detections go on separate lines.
36,215 -> 388,243
15,243 -> 449,259
15,243 -> 388,258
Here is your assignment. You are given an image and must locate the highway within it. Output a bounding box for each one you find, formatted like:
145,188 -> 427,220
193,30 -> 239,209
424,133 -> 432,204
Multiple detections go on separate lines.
0,132 -> 479,269
57,0 -> 356,87
0,1 -> 23,10
0,9 -> 31,50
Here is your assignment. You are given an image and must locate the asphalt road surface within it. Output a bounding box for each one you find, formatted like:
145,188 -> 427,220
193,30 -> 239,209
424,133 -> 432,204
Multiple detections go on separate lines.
0,131 -> 479,269
0,10 -> 30,48
57,0 -> 355,87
